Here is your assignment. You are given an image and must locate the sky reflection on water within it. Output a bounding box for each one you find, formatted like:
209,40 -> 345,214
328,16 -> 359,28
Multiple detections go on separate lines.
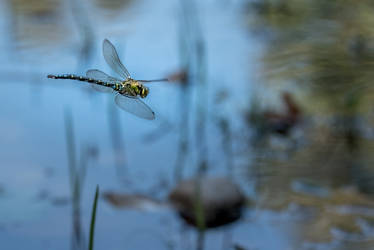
1,0 -> 374,250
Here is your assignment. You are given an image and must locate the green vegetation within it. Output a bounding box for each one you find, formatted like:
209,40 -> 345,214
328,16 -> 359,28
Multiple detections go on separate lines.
88,186 -> 99,250
249,0 -> 374,114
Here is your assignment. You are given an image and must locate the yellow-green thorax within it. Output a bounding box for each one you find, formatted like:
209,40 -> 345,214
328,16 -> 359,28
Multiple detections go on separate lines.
120,79 -> 149,98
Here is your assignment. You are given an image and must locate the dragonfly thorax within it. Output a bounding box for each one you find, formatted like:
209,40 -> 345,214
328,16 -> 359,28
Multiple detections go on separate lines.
121,79 -> 149,98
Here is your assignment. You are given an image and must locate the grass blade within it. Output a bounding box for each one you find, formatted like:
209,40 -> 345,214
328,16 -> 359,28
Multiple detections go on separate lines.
88,185 -> 99,250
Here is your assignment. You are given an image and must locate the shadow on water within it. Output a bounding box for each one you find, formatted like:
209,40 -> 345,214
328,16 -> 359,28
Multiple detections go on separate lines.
172,0 -> 213,181
172,2 -> 211,247
65,108 -> 99,250
64,108 -> 86,250
173,0 -> 196,182
70,0 -> 95,68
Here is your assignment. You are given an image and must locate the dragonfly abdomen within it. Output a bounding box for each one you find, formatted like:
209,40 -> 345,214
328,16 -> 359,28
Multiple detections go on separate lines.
48,74 -> 99,83
47,74 -> 116,89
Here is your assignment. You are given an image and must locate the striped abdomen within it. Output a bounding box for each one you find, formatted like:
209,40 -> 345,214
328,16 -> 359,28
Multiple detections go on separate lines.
47,74 -> 117,90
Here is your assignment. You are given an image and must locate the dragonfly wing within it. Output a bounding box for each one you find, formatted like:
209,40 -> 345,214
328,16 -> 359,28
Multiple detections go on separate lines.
114,94 -> 155,120
86,69 -> 118,93
91,84 -> 114,93
86,69 -> 121,82
103,39 -> 131,80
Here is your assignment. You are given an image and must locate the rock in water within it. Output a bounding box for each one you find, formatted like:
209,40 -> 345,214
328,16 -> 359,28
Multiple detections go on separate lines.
168,177 -> 246,228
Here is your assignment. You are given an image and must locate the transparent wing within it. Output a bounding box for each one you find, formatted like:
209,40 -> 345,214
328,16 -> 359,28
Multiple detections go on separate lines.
103,39 -> 131,80
86,69 -> 118,93
86,69 -> 121,82
91,84 -> 113,93
114,94 -> 155,120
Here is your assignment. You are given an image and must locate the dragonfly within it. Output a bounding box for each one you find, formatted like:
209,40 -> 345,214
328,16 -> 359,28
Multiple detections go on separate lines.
48,39 -> 168,120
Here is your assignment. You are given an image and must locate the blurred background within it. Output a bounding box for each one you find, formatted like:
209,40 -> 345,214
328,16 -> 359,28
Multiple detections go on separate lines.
0,0 -> 374,249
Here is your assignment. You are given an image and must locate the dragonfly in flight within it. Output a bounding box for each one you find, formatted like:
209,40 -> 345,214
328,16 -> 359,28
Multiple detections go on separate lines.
48,39 -> 168,120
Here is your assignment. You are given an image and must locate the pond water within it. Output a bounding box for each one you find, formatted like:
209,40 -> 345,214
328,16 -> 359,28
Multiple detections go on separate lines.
1,0 -> 374,250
